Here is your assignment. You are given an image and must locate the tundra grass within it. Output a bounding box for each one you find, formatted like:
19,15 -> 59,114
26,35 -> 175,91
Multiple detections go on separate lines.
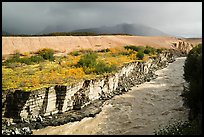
2,46 -> 163,91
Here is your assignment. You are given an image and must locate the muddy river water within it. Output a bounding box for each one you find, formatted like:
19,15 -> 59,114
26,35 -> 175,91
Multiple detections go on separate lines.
33,57 -> 189,135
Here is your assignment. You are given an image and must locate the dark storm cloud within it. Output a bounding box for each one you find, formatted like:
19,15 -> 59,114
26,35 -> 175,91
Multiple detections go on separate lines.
2,2 -> 202,37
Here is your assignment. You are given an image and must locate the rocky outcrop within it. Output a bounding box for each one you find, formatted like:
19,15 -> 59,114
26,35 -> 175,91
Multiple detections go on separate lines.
2,50 -> 178,135
171,40 -> 195,54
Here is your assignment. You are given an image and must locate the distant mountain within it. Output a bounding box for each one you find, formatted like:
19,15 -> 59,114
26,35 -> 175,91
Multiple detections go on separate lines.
37,23 -> 169,36
37,24 -> 71,35
72,23 -> 168,36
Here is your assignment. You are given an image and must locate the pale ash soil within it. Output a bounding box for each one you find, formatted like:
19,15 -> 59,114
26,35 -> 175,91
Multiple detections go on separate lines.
33,57 -> 189,135
2,36 -> 176,56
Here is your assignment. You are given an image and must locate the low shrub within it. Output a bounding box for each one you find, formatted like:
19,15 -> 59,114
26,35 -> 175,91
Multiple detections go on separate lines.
77,52 -> 98,68
144,48 -> 151,54
124,45 -> 140,51
136,51 -> 144,60
37,48 -> 55,61
124,45 -> 145,52
94,61 -> 116,75
3,48 -> 55,66
3,54 -> 45,66
144,46 -> 152,54
71,51 -> 79,56
77,52 -> 116,75
2,52 -> 22,66
19,57 -> 32,65
143,46 -> 156,55
119,49 -> 134,56
98,48 -> 110,52
156,48 -> 164,54
30,55 -> 44,63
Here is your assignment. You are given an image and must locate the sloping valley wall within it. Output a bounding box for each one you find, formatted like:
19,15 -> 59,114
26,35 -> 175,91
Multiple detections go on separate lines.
2,50 -> 176,121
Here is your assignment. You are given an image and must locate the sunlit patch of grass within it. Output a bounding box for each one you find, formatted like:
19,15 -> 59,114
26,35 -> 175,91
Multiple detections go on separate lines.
103,55 -> 133,67
2,46 -> 163,91
61,55 -> 81,67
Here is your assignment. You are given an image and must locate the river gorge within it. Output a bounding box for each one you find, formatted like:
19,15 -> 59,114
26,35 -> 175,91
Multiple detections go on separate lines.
32,57 -> 189,135
2,51 -> 189,135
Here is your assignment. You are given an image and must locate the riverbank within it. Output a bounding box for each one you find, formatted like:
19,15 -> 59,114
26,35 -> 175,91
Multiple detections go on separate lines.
2,49 -> 178,135
33,57 -> 189,135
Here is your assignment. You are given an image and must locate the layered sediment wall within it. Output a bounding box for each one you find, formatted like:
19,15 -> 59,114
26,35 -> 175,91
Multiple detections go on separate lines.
2,50 -> 176,122
3,36 -> 200,57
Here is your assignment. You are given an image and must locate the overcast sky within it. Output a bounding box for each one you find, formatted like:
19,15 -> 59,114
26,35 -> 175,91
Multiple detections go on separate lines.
2,2 -> 202,37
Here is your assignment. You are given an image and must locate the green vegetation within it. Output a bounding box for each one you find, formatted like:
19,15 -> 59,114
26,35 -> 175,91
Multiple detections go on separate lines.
143,46 -> 156,55
98,48 -> 110,53
37,48 -> 55,61
3,48 -> 55,66
183,43 -> 202,119
77,52 -> 116,75
30,55 -> 44,63
154,118 -> 202,135
124,45 -> 158,57
70,51 -> 79,56
77,52 -> 98,68
124,45 -> 143,52
136,51 -> 144,60
94,61 -> 116,75
156,48 -> 164,54
2,45 -> 164,91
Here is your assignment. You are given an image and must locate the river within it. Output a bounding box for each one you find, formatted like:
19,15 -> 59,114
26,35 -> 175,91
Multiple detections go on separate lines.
33,57 -> 189,135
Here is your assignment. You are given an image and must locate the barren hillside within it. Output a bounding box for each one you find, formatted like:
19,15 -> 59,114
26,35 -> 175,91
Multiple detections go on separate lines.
2,35 -> 201,57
